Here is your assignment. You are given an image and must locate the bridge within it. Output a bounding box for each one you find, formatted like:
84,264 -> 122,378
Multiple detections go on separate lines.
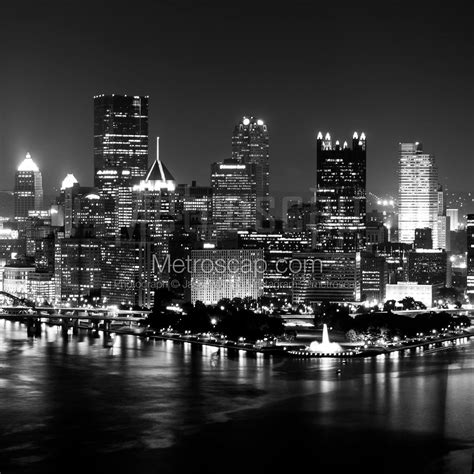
0,291 -> 151,336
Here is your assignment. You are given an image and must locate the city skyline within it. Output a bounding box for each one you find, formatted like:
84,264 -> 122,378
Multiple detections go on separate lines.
2,0 -> 473,198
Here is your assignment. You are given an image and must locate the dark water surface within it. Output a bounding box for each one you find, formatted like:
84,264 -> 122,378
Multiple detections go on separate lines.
0,320 -> 473,473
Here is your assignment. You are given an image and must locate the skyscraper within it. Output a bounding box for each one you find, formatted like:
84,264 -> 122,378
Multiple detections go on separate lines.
315,132 -> 366,252
132,139 -> 176,285
211,159 -> 256,239
232,117 -> 269,226
94,94 -> 149,235
398,142 -> 438,245
466,214 -> 474,303
14,153 -> 43,224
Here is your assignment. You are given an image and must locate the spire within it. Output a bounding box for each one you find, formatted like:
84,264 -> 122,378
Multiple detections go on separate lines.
325,132 -> 331,141
353,131 -> 359,140
142,137 -> 175,190
317,131 -> 323,140
343,141 -> 348,149
360,132 -> 366,140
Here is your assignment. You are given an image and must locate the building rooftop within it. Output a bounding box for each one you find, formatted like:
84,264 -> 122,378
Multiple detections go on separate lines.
18,153 -> 40,172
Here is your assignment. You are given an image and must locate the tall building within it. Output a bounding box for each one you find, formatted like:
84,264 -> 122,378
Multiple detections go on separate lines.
315,132 -> 366,252
446,208 -> 459,231
94,94 -> 149,235
361,253 -> 388,303
466,214 -> 474,303
398,142 -> 438,245
102,226 -> 157,308
176,181 -> 212,238
211,159 -> 257,239
14,153 -> 43,224
232,117 -> 269,226
54,238 -> 102,304
132,140 -> 176,286
58,177 -> 104,238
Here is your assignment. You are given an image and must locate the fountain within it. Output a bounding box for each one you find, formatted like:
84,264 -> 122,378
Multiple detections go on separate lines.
308,324 -> 343,354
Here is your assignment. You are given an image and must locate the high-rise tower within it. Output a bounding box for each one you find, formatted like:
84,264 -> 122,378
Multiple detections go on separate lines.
315,132 -> 366,252
398,142 -> 438,245
14,153 -> 43,224
211,159 -> 257,240
467,214 -> 474,303
232,117 -> 269,226
93,94 -> 149,235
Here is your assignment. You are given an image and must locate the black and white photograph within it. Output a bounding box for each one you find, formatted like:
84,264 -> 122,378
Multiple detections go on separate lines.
1,1 -> 473,472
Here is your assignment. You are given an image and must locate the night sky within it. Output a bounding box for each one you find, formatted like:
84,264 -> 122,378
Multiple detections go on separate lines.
2,0 -> 473,205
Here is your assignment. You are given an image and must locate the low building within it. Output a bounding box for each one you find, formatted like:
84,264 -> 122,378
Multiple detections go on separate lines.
190,248 -> 264,305
3,264 -> 36,299
27,272 -> 55,304
291,252 -> 361,304
386,282 -> 433,308
406,249 -> 449,294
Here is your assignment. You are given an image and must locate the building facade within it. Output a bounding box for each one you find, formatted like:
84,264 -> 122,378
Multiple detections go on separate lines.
398,142 -> 438,245
232,116 -> 269,226
94,94 -> 149,235
315,132 -> 366,252
466,214 -> 474,303
211,159 -> 257,239
14,153 -> 43,225
291,251 -> 361,303
190,248 -> 264,304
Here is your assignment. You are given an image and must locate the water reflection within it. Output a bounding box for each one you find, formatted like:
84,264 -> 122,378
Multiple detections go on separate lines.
0,320 -> 473,473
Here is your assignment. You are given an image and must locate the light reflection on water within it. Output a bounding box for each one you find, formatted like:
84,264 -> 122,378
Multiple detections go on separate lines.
0,320 -> 473,473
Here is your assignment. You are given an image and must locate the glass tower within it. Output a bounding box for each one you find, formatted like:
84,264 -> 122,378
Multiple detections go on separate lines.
211,159 -> 257,240
398,142 -> 438,245
315,132 -> 366,252
14,153 -> 43,225
93,94 -> 149,235
232,117 -> 269,226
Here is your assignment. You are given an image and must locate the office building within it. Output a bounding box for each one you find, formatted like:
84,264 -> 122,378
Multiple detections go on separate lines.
238,230 -> 311,298
176,181 -> 212,238
14,153 -> 43,225
406,249 -> 449,294
54,238 -> 102,303
398,142 -> 438,244
94,94 -> 149,235
447,208 -> 459,231
102,226 -> 157,308
466,214 -> 474,303
361,253 -> 388,302
232,116 -> 269,226
291,251 -> 361,303
386,282 -> 433,308
132,142 -> 176,282
3,264 -> 36,299
315,132 -> 366,252
190,248 -> 264,304
414,227 -> 433,249
211,159 -> 257,239
286,202 -> 317,232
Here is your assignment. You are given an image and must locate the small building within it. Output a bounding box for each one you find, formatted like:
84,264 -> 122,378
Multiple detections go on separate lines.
190,248 -> 264,305
386,282 -> 433,308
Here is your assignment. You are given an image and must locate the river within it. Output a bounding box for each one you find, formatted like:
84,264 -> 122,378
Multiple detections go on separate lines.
0,320 -> 473,473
